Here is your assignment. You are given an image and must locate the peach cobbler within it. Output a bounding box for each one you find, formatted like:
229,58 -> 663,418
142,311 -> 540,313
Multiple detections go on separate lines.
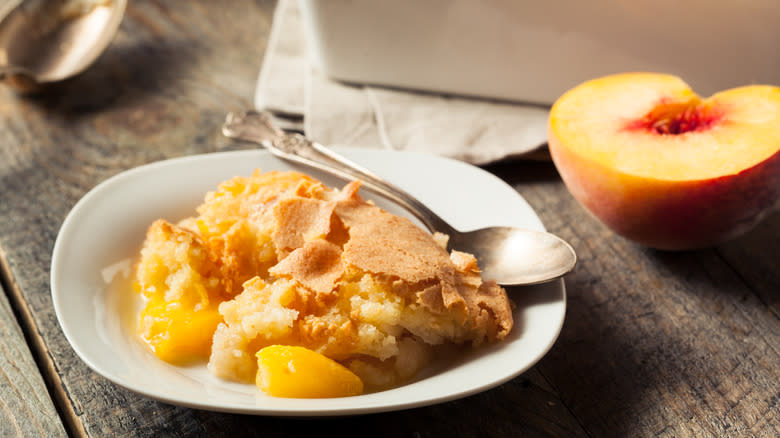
134,170 -> 513,396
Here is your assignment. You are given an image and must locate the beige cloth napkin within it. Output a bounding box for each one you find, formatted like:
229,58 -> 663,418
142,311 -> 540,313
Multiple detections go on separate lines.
255,0 -> 550,165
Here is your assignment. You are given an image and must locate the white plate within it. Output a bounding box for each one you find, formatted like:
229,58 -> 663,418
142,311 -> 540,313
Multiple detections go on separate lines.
51,148 -> 566,416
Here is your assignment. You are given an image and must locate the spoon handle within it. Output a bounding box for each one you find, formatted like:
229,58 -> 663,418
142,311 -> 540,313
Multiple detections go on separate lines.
222,110 -> 454,234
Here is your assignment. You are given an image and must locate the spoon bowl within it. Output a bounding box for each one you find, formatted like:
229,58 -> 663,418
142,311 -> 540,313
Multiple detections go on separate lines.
222,111 -> 577,286
447,226 -> 576,286
0,0 -> 126,91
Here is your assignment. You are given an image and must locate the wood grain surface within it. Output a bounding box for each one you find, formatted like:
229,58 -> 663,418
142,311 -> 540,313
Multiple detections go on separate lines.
0,1 -> 777,437
0,257 -> 67,438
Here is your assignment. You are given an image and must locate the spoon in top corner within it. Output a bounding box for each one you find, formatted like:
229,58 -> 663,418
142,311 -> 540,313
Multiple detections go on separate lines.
0,0 -> 127,92
221,110 -> 577,286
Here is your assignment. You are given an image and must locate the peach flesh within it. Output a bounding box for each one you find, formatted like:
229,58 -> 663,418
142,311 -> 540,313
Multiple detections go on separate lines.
548,73 -> 780,250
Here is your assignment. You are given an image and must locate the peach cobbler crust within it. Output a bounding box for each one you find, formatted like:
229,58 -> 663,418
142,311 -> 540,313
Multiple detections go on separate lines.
135,170 -> 513,390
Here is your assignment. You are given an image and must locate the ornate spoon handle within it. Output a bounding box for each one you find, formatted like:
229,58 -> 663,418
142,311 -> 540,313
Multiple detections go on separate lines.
222,110 -> 454,234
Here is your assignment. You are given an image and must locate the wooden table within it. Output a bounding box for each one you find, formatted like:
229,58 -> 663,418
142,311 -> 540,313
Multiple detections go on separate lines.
1,1 -> 777,436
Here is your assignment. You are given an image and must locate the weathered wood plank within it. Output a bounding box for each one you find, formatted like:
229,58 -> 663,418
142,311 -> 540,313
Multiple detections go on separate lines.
488,160 -> 780,438
0,256 -> 67,438
717,212 -> 780,319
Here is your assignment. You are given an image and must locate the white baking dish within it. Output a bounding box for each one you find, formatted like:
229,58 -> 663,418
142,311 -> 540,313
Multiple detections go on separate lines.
298,0 -> 780,104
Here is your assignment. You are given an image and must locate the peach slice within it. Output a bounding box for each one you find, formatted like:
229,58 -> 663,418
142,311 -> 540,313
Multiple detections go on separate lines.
255,345 -> 364,398
138,299 -> 223,363
548,73 -> 780,250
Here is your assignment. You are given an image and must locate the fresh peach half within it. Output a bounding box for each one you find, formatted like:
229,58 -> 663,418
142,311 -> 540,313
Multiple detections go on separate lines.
548,73 -> 780,250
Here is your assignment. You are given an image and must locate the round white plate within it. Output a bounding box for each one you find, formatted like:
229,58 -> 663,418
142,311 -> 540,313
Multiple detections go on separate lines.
51,148 -> 566,416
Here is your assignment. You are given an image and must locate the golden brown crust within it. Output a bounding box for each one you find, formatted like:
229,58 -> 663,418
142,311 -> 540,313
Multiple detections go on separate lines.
332,189 -> 512,341
271,197 -> 335,258
336,201 -> 453,284
248,173 -> 513,343
269,240 -> 345,297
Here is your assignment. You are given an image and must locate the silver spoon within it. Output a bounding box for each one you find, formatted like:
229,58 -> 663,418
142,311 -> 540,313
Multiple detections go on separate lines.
222,110 -> 576,286
0,0 -> 126,92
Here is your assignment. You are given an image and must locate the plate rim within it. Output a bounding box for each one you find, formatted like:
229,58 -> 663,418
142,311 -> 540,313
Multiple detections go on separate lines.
51,148 -> 567,416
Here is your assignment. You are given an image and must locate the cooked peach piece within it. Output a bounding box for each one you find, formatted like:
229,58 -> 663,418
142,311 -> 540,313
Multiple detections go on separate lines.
255,345 -> 364,398
139,300 -> 223,363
